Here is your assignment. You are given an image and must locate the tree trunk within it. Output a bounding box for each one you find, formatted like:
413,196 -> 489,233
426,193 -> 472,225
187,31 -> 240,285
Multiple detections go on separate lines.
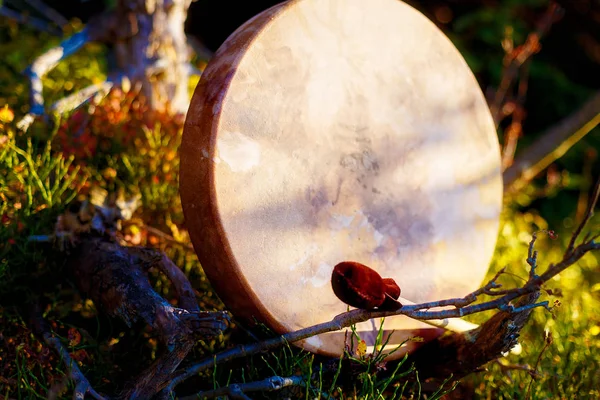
93,0 -> 193,114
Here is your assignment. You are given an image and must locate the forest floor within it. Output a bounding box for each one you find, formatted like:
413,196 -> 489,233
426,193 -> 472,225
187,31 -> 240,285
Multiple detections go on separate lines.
1,15 -> 600,400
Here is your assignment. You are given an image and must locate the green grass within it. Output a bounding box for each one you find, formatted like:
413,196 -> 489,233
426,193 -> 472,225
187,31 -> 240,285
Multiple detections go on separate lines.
1,13 -> 599,400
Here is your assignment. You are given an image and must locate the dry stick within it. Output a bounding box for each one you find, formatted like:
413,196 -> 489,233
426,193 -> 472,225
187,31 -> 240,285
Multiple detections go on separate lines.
17,28 -> 91,131
166,182 -> 600,393
503,90 -> 600,192
525,330 -> 553,400
179,375 -> 306,400
142,224 -> 195,251
29,304 -> 107,400
490,2 -> 562,126
495,3 -> 562,170
386,297 -> 522,355
396,296 -> 478,333
500,61 -> 529,171
51,80 -> 115,115
567,177 -> 600,254
0,5 -> 63,35
22,0 -> 69,28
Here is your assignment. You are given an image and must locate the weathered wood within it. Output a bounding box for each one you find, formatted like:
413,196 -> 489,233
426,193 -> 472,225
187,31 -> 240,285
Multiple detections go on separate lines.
399,291 -> 541,383
29,303 -> 107,400
86,0 -> 194,114
18,0 -> 195,131
30,199 -> 229,399
103,0 -> 193,114
65,236 -> 229,398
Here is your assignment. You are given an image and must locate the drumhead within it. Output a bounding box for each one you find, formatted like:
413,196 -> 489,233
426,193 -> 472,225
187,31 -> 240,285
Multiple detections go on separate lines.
180,0 -> 502,358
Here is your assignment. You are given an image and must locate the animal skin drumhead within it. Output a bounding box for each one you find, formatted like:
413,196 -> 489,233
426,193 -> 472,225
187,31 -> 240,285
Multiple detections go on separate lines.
180,0 -> 502,359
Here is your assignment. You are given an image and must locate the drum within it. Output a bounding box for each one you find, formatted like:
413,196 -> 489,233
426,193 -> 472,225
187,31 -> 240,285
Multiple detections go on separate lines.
180,0 -> 502,359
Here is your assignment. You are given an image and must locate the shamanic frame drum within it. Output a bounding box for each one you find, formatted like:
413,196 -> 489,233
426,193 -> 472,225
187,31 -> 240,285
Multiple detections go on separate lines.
180,0 -> 502,359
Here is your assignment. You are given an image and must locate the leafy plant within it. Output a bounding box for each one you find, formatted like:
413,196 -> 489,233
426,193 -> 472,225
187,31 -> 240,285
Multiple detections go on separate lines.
0,119 -> 88,294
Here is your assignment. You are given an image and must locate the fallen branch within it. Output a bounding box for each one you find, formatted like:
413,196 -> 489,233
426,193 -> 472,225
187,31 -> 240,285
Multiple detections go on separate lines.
401,290 -> 540,383
0,5 -> 62,35
23,0 -> 68,27
180,375 -> 306,400
29,303 -> 107,400
503,90 -> 600,192
165,177 -> 599,394
50,80 -> 115,115
490,2 -> 563,126
16,28 -> 91,131
29,196 -> 230,399
166,239 -> 592,391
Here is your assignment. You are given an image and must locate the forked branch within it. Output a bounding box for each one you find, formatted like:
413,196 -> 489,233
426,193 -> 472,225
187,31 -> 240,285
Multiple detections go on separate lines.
166,177 -> 600,395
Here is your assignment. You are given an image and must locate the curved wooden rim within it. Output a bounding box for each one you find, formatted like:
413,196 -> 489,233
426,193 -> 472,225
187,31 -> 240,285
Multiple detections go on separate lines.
180,1 -> 293,337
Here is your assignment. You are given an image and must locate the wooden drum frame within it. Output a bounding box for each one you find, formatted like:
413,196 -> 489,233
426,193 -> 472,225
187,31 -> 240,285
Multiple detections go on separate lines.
180,0 -> 502,359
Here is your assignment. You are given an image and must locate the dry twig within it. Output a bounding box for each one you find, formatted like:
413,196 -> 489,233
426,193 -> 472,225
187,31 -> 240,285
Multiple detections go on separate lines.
16,28 -> 92,131
165,177 -> 600,395
493,2 -> 564,170
180,375 -> 307,400
525,330 -> 553,400
491,2 -> 563,126
503,90 -> 600,191
29,303 -> 107,400
491,4 -> 560,123
0,5 -> 63,35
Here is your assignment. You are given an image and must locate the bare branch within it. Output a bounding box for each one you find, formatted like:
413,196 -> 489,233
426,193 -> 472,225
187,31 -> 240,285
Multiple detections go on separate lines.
525,330 -> 553,399
166,205 -> 599,393
17,28 -> 91,131
395,297 -> 479,333
22,0 -> 69,28
503,90 -> 600,192
180,375 -> 307,400
29,303 -> 107,400
567,176 -> 600,254
50,81 -> 114,115
0,5 -> 62,35
490,2 -> 563,126
403,291 -> 541,383
166,281 -> 551,390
